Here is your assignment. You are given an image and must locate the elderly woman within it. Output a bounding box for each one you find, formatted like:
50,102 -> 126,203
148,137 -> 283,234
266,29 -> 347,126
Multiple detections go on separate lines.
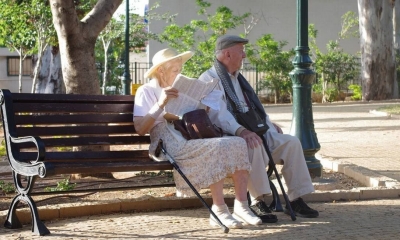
133,48 -> 261,228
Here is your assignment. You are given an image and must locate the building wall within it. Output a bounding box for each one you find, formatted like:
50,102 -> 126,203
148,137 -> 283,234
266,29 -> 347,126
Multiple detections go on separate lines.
148,0 -> 359,61
0,48 -> 32,93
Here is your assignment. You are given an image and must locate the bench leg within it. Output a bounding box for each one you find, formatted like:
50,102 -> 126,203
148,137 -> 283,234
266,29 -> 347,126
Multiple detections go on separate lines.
4,172 -> 50,236
246,180 -> 283,212
268,180 -> 283,212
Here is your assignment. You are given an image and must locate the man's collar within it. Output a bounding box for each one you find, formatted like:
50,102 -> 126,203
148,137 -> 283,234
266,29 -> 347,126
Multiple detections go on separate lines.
228,71 -> 240,78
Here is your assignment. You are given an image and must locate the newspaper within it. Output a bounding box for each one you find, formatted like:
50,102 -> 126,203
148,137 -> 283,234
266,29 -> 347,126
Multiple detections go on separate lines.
165,74 -> 219,117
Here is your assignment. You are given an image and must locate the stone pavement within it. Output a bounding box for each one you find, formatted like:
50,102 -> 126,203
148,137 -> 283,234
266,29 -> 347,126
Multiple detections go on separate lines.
1,100 -> 400,239
1,199 -> 400,239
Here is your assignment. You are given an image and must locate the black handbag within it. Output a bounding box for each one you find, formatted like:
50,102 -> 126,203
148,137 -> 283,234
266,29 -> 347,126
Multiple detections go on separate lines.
236,108 -> 269,136
226,91 -> 269,136
173,109 -> 223,140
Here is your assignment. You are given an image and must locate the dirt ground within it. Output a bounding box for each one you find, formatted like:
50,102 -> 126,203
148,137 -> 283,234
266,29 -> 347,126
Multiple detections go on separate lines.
0,166 -> 364,213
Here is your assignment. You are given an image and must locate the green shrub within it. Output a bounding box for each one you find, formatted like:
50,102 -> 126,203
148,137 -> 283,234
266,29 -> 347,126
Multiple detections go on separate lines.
0,138 -> 6,156
0,180 -> 15,194
44,178 -> 76,192
348,84 -> 362,100
325,88 -> 338,102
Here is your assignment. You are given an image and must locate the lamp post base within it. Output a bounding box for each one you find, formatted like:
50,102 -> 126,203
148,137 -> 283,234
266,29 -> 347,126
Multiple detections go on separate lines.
305,156 -> 323,178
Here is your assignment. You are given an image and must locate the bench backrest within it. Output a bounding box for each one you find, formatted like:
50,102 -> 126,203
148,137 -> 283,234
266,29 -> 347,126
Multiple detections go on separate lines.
0,89 -> 152,163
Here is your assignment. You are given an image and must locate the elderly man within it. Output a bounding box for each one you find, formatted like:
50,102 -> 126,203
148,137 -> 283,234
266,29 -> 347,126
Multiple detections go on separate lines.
199,35 -> 319,223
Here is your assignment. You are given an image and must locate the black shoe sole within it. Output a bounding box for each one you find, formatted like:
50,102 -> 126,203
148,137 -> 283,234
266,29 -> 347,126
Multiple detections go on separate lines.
284,209 -> 319,218
260,215 -> 278,223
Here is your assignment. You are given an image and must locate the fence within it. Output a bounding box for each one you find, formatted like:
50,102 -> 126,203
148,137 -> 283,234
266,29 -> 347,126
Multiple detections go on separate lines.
112,61 -> 361,96
126,62 -> 271,96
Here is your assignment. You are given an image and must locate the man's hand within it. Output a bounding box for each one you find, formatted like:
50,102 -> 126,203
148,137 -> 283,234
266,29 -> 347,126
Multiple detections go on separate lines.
272,123 -> 283,134
239,129 -> 262,149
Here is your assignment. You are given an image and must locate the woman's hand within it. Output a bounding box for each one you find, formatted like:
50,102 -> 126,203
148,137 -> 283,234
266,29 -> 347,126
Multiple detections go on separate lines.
158,87 -> 179,108
164,113 -> 179,121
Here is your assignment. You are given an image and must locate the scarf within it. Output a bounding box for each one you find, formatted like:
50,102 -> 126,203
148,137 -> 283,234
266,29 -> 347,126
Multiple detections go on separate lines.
214,59 -> 267,120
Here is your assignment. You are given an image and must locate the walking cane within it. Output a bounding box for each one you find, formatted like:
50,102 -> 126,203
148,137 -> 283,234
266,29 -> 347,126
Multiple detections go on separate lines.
261,135 -> 297,221
155,139 -> 229,233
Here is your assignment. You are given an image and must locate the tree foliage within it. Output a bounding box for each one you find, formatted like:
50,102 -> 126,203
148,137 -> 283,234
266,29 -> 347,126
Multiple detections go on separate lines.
0,0 -> 37,92
246,34 -> 295,103
96,2 -> 175,94
158,0 -> 251,78
309,23 -> 359,103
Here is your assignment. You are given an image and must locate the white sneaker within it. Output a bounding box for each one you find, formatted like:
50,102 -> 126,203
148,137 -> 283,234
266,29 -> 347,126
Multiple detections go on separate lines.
232,199 -> 262,225
210,204 -> 243,229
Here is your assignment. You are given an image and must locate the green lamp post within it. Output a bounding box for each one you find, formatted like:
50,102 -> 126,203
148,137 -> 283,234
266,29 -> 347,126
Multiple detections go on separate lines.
122,0 -> 131,95
289,0 -> 322,177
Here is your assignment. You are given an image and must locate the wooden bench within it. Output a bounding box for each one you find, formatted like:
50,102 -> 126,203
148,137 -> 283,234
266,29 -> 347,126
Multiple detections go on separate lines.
0,89 -> 283,236
0,89 -> 174,236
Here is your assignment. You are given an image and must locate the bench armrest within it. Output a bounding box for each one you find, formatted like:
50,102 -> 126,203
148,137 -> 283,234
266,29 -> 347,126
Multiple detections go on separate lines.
6,135 -> 47,178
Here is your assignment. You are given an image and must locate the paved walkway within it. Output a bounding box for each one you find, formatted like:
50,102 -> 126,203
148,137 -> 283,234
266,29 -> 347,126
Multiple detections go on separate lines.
267,100 -> 400,187
1,100 -> 400,239
1,199 -> 400,239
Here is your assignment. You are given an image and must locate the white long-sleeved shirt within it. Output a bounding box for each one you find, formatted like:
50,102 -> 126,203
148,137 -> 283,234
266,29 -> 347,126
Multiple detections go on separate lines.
199,66 -> 276,135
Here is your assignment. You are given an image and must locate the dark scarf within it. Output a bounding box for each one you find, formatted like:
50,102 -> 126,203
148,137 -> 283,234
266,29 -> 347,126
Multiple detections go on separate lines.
214,59 -> 267,120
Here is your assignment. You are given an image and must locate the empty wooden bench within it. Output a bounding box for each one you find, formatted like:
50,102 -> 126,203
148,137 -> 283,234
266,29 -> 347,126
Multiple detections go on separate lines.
0,89 -> 174,236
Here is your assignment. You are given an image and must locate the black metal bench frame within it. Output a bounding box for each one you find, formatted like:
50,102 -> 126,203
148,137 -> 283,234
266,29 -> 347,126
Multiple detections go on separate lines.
0,89 -> 282,236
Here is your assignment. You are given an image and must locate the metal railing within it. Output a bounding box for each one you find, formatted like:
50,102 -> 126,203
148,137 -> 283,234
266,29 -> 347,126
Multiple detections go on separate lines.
127,62 -> 271,95
110,61 -> 361,96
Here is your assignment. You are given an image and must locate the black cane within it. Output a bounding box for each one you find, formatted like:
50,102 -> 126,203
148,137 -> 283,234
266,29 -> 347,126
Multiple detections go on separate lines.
156,139 -> 229,233
261,135 -> 296,221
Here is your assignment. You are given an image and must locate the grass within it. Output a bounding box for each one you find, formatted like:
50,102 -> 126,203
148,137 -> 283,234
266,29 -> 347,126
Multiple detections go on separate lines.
44,178 -> 76,192
0,180 -> 15,194
377,105 -> 400,115
0,139 -> 6,156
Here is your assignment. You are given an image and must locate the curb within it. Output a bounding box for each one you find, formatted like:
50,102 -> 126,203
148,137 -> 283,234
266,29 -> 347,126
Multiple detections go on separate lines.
1,157 -> 400,225
2,185 -> 400,226
318,155 -> 400,188
369,109 -> 400,119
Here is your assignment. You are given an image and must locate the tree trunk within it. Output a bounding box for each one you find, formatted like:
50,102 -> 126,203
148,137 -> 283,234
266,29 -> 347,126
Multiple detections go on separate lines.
49,0 -> 122,95
33,47 -> 51,93
34,46 -> 65,94
49,0 -> 122,179
394,0 -> 400,98
44,47 -> 65,94
102,40 -> 111,95
322,73 -> 328,103
358,0 -> 396,100
18,53 -> 23,93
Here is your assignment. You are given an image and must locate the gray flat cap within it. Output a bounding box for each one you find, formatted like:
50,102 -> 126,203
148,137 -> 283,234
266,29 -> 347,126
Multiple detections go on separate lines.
216,35 -> 249,50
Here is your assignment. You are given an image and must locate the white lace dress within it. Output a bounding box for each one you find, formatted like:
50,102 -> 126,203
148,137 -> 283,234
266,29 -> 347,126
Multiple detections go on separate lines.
134,79 -> 251,197
150,122 -> 251,197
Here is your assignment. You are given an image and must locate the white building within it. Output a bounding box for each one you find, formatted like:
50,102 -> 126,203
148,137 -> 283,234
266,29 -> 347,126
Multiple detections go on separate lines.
0,48 -> 32,93
148,0 -> 359,60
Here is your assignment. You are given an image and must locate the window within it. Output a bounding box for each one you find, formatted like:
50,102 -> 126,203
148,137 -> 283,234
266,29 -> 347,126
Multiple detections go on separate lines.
7,57 -> 32,76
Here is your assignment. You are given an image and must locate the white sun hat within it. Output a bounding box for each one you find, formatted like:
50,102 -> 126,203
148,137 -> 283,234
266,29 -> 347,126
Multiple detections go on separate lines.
144,48 -> 194,79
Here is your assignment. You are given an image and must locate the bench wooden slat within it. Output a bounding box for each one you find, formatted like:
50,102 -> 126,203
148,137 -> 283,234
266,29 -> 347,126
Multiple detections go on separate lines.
14,113 -> 134,125
47,161 -> 173,176
19,150 -> 150,161
13,102 -> 134,113
16,136 -> 150,148
11,92 -> 135,103
16,125 -> 136,136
